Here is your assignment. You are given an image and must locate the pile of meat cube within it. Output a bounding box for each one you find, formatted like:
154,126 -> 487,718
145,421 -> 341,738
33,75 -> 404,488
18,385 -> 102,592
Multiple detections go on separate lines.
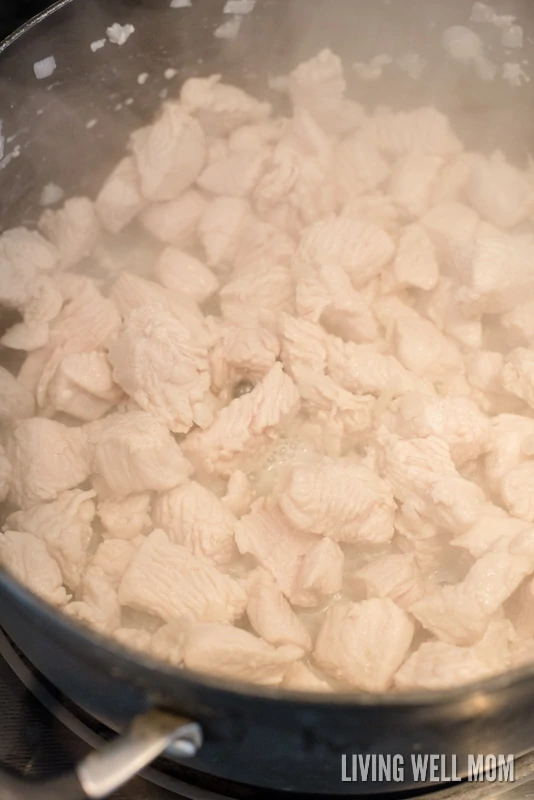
3,49 -> 534,693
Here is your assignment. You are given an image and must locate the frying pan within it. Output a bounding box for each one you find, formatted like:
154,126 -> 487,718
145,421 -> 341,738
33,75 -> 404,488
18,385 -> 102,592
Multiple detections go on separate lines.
2,0 -> 534,797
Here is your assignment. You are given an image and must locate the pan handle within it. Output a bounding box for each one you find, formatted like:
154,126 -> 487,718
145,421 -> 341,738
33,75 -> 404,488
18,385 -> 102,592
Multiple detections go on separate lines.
0,709 -> 202,800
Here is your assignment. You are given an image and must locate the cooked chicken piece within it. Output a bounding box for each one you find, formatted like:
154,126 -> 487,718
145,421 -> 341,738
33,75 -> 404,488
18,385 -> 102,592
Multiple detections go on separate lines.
118,529 -> 247,624
296,215 -> 394,289
355,553 -> 424,609
7,419 -> 91,509
220,264 -> 294,328
65,566 -> 121,635
500,462 -> 534,523
153,481 -> 238,565
359,107 -> 462,158
95,157 -> 146,234
91,538 -> 140,589
130,104 -> 206,202
154,248 -> 219,304
151,622 -> 190,667
314,599 -> 414,690
389,392 -> 492,465
452,506 -> 531,558
246,569 -> 312,650
39,197 -> 100,270
222,471 -> 253,517
235,499 -> 343,607
420,202 -> 479,268
503,348 -> 534,411
88,411 -> 192,496
389,152 -> 444,219
228,120 -> 285,152
379,433 -> 486,535
48,351 -> 124,422
231,216 -> 295,275
467,351 -> 505,398
0,367 -> 35,421
182,363 -> 300,476
197,150 -> 268,198
139,190 -> 207,247
1,320 -> 50,351
208,320 -> 280,392
279,458 -> 395,544
431,154 -> 473,206
282,661 -> 332,692
502,301 -> 534,348
108,305 -> 212,434
199,196 -> 251,267
0,530 -> 69,606
183,623 -> 301,686
0,447 -> 11,503
0,227 -> 58,315
411,550 -> 534,645
113,627 -> 153,652
180,75 -> 271,136
485,414 -> 534,492
466,152 -> 532,229
97,493 -> 151,540
393,224 -> 439,292
510,578 -> 534,638
392,313 -> 463,385
5,489 -> 96,590
335,134 -> 390,201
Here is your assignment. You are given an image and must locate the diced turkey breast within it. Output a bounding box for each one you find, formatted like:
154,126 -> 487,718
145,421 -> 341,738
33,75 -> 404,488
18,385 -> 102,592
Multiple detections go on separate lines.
314,599 -> 414,690
411,550 -> 534,645
485,414 -> 534,492
95,157 -> 146,234
39,197 -> 100,270
466,152 -> 532,229
5,489 -> 96,590
7,419 -> 91,509
97,493 -> 152,540
197,150 -> 269,198
48,351 -> 124,422
65,566 -> 121,635
0,227 -> 58,311
118,529 -> 247,624
91,538 -> 140,588
154,248 -> 218,304
182,363 -> 300,476
220,264 -> 294,328
0,367 -> 35,421
335,133 -> 390,201
389,152 -> 444,219
246,569 -> 312,650
208,320 -> 280,392
0,447 -> 11,503
359,107 -> 462,158
389,392 -> 492,465
153,481 -> 238,565
199,196 -> 251,267
279,458 -> 395,544
355,553 -> 423,609
130,104 -> 206,202
108,305 -> 213,434
183,623 -> 301,686
139,190 -> 207,247
180,75 -> 271,136
0,531 -> 68,607
282,661 -> 332,692
393,224 -> 439,291
88,411 -> 192,496
222,471 -> 253,517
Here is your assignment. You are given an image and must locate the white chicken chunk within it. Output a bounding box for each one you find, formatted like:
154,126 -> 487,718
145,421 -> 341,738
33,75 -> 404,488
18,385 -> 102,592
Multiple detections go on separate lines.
246,569 -> 312,650
95,157 -> 146,234
282,662 -> 332,692
154,248 -> 218,304
5,489 -> 96,590
503,348 -> 534,410
0,531 -> 68,607
392,313 -> 463,385
0,447 -> 11,503
359,107 -> 462,158
335,133 -> 390,201
431,154 -> 473,207
197,150 -> 268,198
108,305 -> 213,434
139,190 -> 207,247
236,499 -> 343,607
65,566 -> 121,635
97,493 -> 151,540
130,104 -> 206,202
88,411 -> 192,497
451,506 -> 531,558
180,75 -> 271,136
91,538 -> 140,588
199,196 -> 251,267
220,263 -> 294,328
182,363 -> 300,476
279,458 -> 395,544
113,628 -> 153,653
485,414 -> 534,492
0,227 -> 58,317
466,152 -> 532,229
0,367 -> 35,421
500,462 -> 534,523
510,579 -> 534,639
411,550 -> 534,645
118,529 -> 247,624
389,152 -> 444,219
208,320 -> 280,392
222,471 -> 253,518
355,553 -> 423,609
7,419 -> 91,509
39,197 -> 100,270
393,224 -> 439,291
48,351 -> 124,422
153,481 -> 238,565
183,623 -> 301,686
151,622 -> 190,667
420,202 -> 479,267
314,599 -> 414,691
502,301 -> 534,348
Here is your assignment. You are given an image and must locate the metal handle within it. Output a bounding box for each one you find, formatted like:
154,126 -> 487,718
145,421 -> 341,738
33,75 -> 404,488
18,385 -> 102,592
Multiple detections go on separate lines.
0,709 -> 202,800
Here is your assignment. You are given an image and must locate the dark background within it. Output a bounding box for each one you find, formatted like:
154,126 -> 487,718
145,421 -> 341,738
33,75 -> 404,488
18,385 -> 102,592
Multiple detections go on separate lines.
0,0 -> 55,41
